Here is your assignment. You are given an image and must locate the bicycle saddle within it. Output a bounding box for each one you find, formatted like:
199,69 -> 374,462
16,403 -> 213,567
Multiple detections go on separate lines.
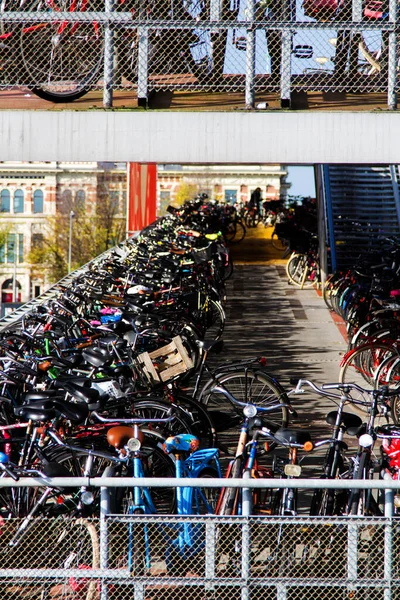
163,434 -> 200,455
326,410 -> 363,430
107,425 -> 144,450
274,428 -> 312,446
15,399 -> 89,424
82,347 -> 113,368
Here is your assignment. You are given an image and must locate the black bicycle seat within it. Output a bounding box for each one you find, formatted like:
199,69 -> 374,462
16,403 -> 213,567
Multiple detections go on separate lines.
326,410 -> 363,430
275,428 -> 312,446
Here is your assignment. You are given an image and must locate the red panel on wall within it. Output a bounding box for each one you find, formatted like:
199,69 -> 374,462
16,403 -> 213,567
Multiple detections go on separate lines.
127,163 -> 157,234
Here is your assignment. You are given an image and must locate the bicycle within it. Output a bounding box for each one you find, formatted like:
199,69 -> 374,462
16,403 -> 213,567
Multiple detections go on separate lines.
103,424 -> 221,576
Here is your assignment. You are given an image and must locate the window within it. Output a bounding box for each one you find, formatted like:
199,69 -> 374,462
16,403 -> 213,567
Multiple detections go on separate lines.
32,233 -> 44,249
109,191 -> 119,212
34,285 -> 41,298
33,190 -> 44,213
0,233 -> 23,264
14,189 -> 24,213
2,278 -> 21,303
225,189 -> 237,204
1,189 -> 10,213
59,189 -> 72,214
7,234 -> 15,264
159,191 -> 171,215
75,190 -> 85,211
18,233 -> 23,263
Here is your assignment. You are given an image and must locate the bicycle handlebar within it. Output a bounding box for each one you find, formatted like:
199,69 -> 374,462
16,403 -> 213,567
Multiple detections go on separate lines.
210,386 -> 297,415
290,378 -> 399,404
91,411 -> 176,424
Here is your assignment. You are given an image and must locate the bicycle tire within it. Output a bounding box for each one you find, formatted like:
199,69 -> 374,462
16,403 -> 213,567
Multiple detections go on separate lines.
338,342 -> 399,403
20,0 -> 104,103
348,451 -> 381,516
225,220 -> 246,244
199,369 -> 289,429
271,231 -> 288,252
204,298 -> 225,342
286,253 -> 318,289
131,399 -> 195,439
105,445 -> 176,516
171,392 -> 217,448
5,518 -> 99,600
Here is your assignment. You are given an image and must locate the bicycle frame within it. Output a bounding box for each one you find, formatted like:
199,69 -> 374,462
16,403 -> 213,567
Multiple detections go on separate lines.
126,434 -> 221,572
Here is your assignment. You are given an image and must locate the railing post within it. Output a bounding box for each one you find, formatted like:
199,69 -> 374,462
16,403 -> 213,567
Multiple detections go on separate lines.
245,0 -> 256,109
347,521 -> 358,597
241,471 -> 251,600
384,486 -> 394,600
100,475 -> 110,600
103,0 -> 115,108
205,519 -> 216,590
388,0 -> 398,109
137,12 -> 149,107
280,0 -> 293,108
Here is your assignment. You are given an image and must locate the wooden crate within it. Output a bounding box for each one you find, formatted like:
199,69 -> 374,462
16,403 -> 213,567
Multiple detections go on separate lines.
137,336 -> 194,384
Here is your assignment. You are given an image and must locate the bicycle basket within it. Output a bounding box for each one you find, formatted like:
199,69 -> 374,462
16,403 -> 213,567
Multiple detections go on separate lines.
191,243 -> 213,264
289,231 -> 312,253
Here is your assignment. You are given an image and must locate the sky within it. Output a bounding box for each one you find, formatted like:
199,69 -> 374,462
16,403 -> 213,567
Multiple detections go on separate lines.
286,165 -> 316,198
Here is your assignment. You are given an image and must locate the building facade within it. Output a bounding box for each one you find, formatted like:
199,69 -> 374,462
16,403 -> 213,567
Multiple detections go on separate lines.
0,162 -> 288,306
0,162 -> 127,306
157,164 -> 290,213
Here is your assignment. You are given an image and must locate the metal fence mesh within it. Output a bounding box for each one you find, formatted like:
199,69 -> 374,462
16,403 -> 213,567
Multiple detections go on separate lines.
0,515 -> 398,599
0,3 -> 397,103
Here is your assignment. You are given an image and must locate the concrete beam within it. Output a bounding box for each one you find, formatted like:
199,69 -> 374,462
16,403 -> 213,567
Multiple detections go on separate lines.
1,111 -> 398,164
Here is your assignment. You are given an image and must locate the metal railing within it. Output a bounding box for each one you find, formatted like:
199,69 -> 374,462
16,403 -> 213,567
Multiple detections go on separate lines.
2,476 -> 400,599
0,0 -> 398,109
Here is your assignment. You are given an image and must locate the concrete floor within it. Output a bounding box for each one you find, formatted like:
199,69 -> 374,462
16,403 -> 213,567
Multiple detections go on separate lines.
208,224 -> 353,478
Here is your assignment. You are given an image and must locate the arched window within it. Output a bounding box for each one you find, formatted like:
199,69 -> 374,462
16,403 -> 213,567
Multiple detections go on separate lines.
1,189 -> 10,213
33,190 -> 44,214
75,190 -> 85,211
59,189 -> 72,214
13,189 -> 24,214
1,278 -> 21,303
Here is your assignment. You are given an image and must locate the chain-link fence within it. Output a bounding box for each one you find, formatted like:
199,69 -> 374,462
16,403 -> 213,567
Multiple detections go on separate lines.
1,477 -> 400,599
0,0 -> 398,107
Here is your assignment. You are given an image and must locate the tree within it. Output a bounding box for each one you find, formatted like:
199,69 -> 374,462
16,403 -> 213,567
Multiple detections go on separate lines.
28,194 -> 126,283
174,183 -> 199,206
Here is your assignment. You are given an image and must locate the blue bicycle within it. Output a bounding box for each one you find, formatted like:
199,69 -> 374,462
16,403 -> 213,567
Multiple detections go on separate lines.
103,424 -> 222,576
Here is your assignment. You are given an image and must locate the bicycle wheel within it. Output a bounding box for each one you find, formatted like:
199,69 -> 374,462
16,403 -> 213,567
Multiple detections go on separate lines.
271,231 -> 288,252
199,369 -> 289,429
188,467 -> 220,515
166,467 -> 220,576
204,298 -> 225,342
224,220 -> 246,243
171,392 -> 217,448
20,0 -> 104,102
286,253 -> 318,289
310,450 -> 348,516
339,342 -> 399,402
5,518 -> 99,600
132,399 -> 194,439
347,451 -> 382,516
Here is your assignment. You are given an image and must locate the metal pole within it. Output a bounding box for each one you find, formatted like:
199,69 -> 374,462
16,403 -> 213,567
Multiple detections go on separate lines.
100,472 -> 111,600
388,0 -> 398,109
280,31 -> 292,107
68,210 -> 75,274
245,0 -> 256,108
241,469 -> 251,600
137,6 -> 149,108
12,240 -> 17,303
103,0 -> 115,108
384,477 -> 393,600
